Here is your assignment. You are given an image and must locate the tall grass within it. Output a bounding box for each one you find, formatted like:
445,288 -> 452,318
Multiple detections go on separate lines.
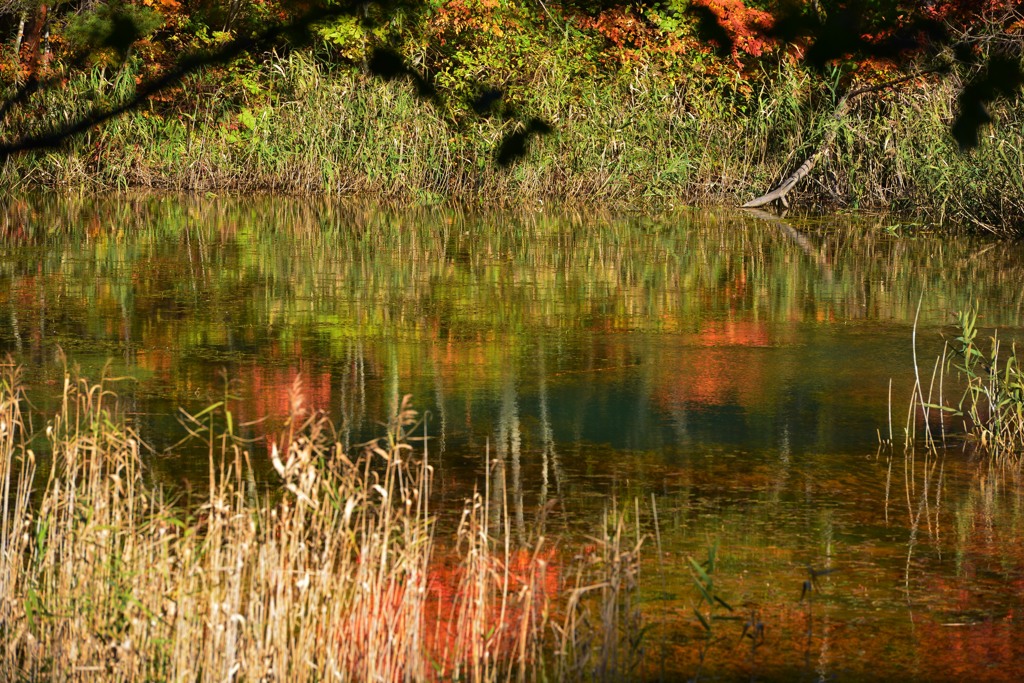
2,51 -> 1022,233
0,362 -> 646,681
901,306 -> 1024,460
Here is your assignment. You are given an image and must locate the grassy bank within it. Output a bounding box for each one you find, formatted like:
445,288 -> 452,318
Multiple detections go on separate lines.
0,365 -> 647,681
2,46 -> 1023,234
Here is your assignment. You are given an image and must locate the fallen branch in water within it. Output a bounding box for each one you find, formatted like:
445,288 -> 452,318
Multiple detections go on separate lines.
741,207 -> 832,279
742,69 -> 943,210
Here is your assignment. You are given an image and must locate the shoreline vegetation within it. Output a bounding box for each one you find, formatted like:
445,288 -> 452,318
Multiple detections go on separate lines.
1,2 -> 1022,234
0,364 -> 649,681
903,306 -> 1024,460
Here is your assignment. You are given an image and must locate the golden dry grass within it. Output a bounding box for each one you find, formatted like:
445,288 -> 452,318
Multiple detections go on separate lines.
0,362 -> 644,682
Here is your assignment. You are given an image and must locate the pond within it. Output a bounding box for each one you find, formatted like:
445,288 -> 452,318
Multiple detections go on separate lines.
3,194 -> 1024,680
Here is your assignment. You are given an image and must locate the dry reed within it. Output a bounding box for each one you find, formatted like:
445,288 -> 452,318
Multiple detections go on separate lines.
0,362 -> 645,681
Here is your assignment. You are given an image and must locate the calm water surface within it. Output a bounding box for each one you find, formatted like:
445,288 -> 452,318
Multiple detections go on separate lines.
3,195 -> 1024,680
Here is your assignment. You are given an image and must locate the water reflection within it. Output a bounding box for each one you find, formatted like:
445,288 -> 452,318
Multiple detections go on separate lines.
3,194 -> 1024,501
4,194 -> 1024,678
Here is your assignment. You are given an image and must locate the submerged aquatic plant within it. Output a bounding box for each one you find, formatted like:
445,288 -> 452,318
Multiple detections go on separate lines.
687,541 -> 733,680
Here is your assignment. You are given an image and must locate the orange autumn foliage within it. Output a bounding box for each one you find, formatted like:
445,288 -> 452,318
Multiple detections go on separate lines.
575,7 -> 693,65
692,0 -> 776,59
